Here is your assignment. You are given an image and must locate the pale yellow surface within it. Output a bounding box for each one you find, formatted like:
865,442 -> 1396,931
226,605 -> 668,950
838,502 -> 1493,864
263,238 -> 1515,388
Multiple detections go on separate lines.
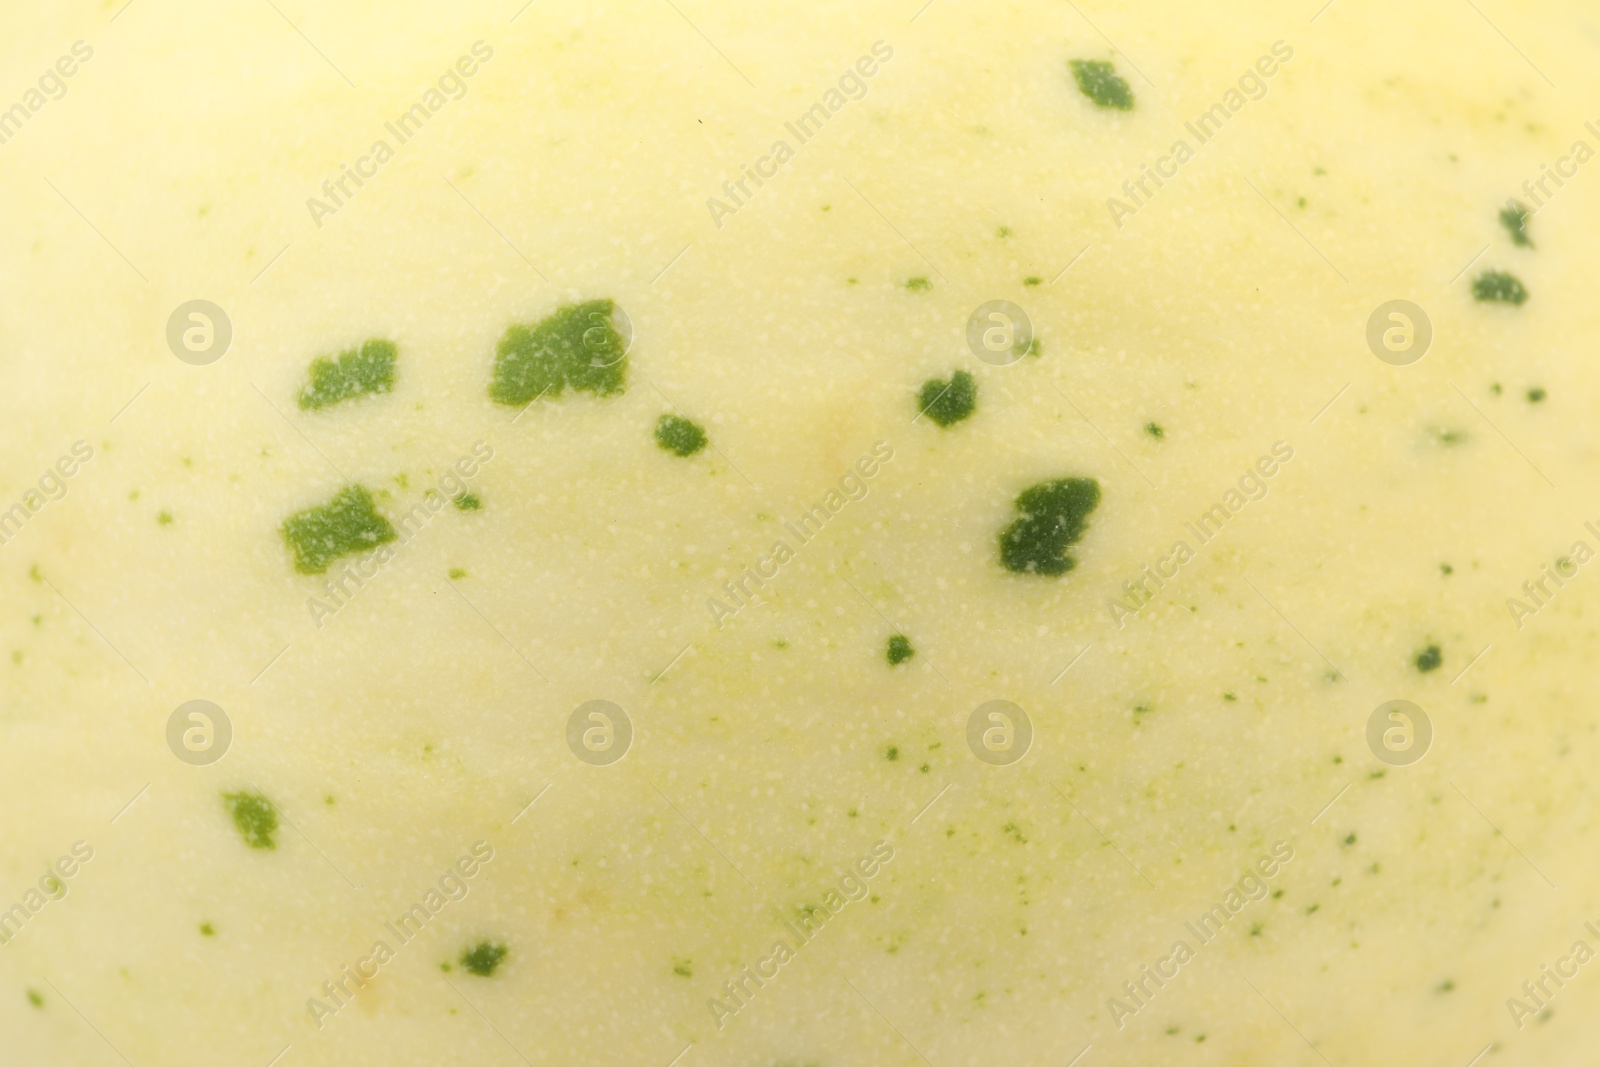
3,1 -> 1600,1064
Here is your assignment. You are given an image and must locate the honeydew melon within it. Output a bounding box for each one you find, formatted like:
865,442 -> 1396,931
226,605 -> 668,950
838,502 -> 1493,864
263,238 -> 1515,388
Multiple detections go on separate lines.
3,1 -> 1599,1065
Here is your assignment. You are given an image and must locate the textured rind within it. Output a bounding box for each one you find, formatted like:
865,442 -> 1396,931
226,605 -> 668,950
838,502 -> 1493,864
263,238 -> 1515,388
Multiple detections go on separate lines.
1,3 -> 1598,1067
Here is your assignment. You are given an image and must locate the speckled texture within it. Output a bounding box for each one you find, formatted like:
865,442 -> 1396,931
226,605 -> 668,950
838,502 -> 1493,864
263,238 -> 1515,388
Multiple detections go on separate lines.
3,2 -> 1600,1065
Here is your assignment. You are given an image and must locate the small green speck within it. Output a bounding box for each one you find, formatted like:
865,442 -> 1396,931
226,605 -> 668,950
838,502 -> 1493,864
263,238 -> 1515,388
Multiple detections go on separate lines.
846,277 -> 859,285
157,510 -> 173,525
299,339 -> 397,410
199,922 -> 215,937
884,745 -> 900,762
654,414 -> 708,456
1472,270 -> 1528,305
999,478 -> 1101,576
439,962 -> 451,972
918,370 -> 977,427
460,941 -> 508,977
996,226 -> 1012,238
1023,276 -> 1041,286
221,791 -> 278,850
1296,196 -> 1307,208
672,957 -> 694,977
1343,832 -> 1357,847
1437,979 -> 1455,993
885,633 -> 915,665
28,564 -> 42,583
324,795 -> 335,805
452,493 -> 482,511
280,485 -> 396,575
1415,645 -> 1442,673
26,989 -> 43,1008
1222,692 -> 1236,702
1440,563 -> 1453,575
905,276 -> 933,292
448,567 -> 467,580
1070,59 -> 1134,110
1306,903 -> 1320,915
1499,201 -> 1533,247
128,489 -> 140,501
1527,387 -> 1546,403
1144,422 -> 1164,439
490,299 -> 628,406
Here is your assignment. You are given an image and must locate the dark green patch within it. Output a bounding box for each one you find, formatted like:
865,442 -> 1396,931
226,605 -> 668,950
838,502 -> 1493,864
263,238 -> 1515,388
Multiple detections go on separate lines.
655,414 -> 708,457
26,988 -> 43,1008
1440,563 -> 1453,575
1415,645 -> 1442,673
885,634 -> 914,665
452,493 -> 482,511
200,922 -> 215,936
905,277 -> 932,292
1499,201 -> 1532,247
1144,422 -> 1164,439
1472,270 -> 1528,305
1343,832 -> 1357,846
1070,59 -> 1134,110
884,745 -> 900,762
998,478 -> 1101,576
280,485 -> 396,575
157,510 -> 173,526
299,339 -> 398,410
672,957 -> 694,977
448,567 -> 467,580
489,299 -> 628,406
460,941 -> 508,977
1023,276 -> 1041,286
222,791 -> 278,850
918,369 -> 977,427
1527,387 -> 1546,403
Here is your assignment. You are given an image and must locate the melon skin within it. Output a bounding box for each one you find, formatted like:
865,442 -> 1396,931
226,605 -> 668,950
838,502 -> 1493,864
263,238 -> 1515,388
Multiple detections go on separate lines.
1,2 -> 1597,1065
